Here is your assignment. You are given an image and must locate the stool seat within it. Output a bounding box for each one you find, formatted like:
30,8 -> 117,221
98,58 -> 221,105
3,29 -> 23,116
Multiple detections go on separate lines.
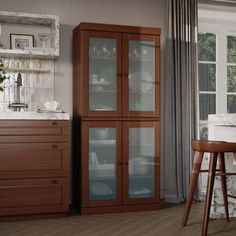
192,140 -> 236,153
183,139 -> 236,236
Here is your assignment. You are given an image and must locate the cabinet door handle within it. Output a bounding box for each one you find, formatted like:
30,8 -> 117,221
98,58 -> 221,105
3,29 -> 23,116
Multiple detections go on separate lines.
52,144 -> 58,149
52,179 -> 58,184
118,162 -> 128,165
52,121 -> 57,126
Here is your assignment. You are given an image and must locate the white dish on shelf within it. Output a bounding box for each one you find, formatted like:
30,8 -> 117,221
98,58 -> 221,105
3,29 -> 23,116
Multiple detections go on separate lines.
129,157 -> 150,175
89,164 -> 115,178
96,128 -> 109,139
100,67 -> 115,81
90,81 -> 111,86
129,71 -> 153,92
129,187 -> 152,196
89,139 -> 116,145
90,182 -> 113,196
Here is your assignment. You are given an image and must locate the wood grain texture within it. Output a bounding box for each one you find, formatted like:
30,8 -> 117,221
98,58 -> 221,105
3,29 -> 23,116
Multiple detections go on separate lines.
0,120 -> 70,217
0,203 -> 236,236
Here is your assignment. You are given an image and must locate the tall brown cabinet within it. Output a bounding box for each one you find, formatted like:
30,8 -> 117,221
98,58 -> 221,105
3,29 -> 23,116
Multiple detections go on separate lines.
73,22 -> 161,214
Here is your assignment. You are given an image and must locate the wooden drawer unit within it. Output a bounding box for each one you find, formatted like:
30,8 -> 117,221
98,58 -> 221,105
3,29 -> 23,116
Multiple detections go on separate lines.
0,120 -> 70,217
0,178 -> 68,216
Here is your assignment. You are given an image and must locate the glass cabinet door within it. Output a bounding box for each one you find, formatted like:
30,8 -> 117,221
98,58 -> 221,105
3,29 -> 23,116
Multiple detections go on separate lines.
83,31 -> 122,117
123,34 -> 160,117
82,122 -> 122,207
123,121 -> 160,204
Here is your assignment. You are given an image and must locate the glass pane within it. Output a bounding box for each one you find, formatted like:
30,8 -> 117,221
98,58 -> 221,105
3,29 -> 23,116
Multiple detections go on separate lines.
227,95 -> 236,113
227,65 -> 236,92
199,94 -> 216,120
199,124 -> 208,140
89,127 -> 116,200
128,40 -> 155,111
198,64 -> 216,91
227,35 -> 236,63
198,33 -> 216,61
128,127 -> 155,199
89,37 -> 116,111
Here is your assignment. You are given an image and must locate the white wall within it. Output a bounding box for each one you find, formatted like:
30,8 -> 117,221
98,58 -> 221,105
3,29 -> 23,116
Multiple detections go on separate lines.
0,0 -> 166,114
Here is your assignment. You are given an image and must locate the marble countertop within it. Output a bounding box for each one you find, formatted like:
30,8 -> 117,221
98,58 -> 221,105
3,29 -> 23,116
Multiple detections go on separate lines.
0,112 -> 70,120
208,114 -> 236,125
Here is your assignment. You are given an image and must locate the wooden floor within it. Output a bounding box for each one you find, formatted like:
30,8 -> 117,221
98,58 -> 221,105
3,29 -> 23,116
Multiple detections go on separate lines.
1,203 -> 236,236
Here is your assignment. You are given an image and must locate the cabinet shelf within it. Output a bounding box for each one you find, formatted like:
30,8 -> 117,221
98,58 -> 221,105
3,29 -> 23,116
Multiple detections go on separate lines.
129,175 -> 153,179
89,56 -> 116,60
89,139 -> 116,146
130,144 -> 154,147
129,57 -> 153,62
89,90 -> 115,93
129,91 -> 154,95
89,176 -> 115,181
89,82 -> 112,86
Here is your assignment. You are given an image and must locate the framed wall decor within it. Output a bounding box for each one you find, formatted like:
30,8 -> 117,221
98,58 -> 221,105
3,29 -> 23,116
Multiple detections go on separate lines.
10,34 -> 34,49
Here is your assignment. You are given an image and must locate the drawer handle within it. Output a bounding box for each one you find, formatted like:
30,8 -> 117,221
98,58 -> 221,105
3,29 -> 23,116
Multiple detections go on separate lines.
52,180 -> 58,184
52,144 -> 58,149
52,121 -> 57,126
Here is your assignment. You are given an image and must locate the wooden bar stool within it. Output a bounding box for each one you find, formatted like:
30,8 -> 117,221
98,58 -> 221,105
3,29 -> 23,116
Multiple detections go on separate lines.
182,140 -> 236,236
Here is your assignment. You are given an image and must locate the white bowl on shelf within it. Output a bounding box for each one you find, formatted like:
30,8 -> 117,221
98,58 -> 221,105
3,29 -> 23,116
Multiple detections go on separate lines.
96,128 -> 109,139
129,157 -> 149,175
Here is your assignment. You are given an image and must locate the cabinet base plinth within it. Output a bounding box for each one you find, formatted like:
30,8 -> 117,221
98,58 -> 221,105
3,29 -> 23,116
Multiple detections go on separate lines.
0,212 -> 69,222
81,203 -> 161,215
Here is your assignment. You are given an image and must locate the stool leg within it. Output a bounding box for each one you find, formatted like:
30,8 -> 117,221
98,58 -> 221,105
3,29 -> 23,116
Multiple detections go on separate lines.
202,152 -> 217,236
182,151 -> 204,226
219,152 -> 229,221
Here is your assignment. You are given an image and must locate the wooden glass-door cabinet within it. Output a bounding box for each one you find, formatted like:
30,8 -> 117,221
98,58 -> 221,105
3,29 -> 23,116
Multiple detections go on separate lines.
73,22 -> 161,214
81,121 -> 159,214
73,22 -> 160,118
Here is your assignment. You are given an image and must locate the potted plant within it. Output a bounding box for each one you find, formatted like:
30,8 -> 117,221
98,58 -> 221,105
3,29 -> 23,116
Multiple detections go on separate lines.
0,59 -> 9,92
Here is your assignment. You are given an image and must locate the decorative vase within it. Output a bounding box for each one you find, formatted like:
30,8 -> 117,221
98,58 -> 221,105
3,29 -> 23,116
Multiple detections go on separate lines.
38,33 -> 51,49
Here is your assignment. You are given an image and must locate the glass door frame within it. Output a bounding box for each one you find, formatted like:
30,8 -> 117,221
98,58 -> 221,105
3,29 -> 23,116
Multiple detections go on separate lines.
81,121 -> 122,207
122,121 -> 160,204
81,31 -> 122,117
122,34 -> 160,118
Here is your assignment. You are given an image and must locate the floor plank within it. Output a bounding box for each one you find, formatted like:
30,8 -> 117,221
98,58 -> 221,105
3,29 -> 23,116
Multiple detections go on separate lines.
0,203 -> 236,236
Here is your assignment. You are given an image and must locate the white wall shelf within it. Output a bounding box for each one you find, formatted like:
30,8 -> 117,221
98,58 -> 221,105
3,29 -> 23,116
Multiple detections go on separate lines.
0,11 -> 59,59
6,67 -> 51,73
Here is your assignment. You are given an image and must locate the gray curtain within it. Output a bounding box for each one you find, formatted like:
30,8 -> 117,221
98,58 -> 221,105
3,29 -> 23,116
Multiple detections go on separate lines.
163,0 -> 198,203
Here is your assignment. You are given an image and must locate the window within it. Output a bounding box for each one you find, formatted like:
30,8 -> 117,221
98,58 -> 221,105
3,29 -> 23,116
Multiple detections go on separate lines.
198,23 -> 236,139
198,32 -> 216,139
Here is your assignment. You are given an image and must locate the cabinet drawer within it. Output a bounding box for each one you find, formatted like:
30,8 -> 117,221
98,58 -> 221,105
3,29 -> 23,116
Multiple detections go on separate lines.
0,150 -> 67,172
0,135 -> 68,143
0,178 -> 68,215
0,127 -> 63,135
0,142 -> 68,150
0,120 -> 69,142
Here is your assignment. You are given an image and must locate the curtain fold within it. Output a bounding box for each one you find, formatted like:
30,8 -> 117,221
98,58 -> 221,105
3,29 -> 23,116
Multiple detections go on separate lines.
162,0 -> 198,203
